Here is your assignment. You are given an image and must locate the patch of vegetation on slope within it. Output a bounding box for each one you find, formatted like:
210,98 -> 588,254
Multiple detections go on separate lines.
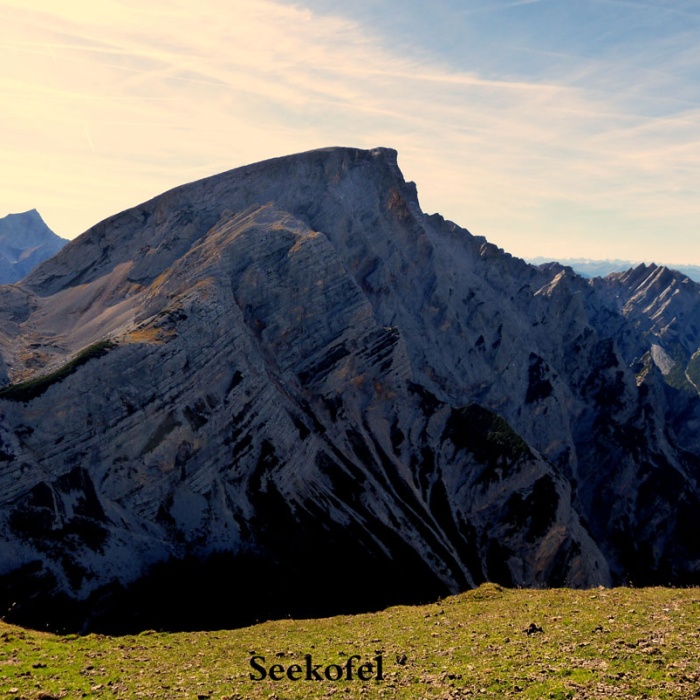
445,403 -> 533,467
662,346 -> 697,396
687,349 -> 700,396
1,585 -> 699,699
0,340 -> 116,403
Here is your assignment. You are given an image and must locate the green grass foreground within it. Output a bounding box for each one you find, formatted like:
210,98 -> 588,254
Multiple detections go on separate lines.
2,584 -> 700,699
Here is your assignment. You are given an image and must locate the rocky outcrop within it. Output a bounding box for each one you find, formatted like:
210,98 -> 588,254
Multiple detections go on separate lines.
0,210 -> 67,285
0,147 -> 698,632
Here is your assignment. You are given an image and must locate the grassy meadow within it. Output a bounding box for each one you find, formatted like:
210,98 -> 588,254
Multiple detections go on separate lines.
2,584 -> 700,699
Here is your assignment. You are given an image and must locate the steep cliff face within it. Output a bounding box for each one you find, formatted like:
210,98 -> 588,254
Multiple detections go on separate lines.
0,210 -> 67,285
0,148 -> 698,632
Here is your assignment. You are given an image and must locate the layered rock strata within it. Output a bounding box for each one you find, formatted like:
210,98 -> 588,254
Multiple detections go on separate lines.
0,147 -> 698,632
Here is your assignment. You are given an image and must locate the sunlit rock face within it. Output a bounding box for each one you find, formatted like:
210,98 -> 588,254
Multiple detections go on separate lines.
0,209 -> 67,285
0,147 -> 698,632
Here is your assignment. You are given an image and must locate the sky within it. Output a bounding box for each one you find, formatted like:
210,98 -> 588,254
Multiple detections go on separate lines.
1,0 -> 699,265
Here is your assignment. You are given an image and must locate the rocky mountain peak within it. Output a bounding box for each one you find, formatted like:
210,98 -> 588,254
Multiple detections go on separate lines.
23,146 -> 418,296
0,147 -> 699,633
593,261 -> 700,402
0,209 -> 67,285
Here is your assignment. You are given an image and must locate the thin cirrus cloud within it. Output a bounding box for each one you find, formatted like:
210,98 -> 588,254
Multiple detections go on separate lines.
1,0 -> 698,265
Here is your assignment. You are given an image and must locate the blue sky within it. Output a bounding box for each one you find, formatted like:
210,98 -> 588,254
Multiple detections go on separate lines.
1,0 -> 699,264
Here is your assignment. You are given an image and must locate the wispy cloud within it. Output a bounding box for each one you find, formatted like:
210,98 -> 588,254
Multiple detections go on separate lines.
1,0 -> 699,264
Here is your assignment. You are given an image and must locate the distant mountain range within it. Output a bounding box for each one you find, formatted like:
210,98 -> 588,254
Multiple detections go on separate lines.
0,210 -> 67,284
528,256 -> 700,283
0,148 -> 698,633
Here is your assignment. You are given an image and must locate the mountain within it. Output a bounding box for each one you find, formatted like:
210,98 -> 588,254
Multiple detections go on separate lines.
591,264 -> 700,458
0,210 -> 68,284
528,257 -> 700,283
593,264 -> 700,391
0,147 -> 699,633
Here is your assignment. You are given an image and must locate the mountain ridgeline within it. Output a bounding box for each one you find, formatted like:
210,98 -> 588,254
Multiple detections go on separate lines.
527,257 -> 700,283
0,147 -> 698,633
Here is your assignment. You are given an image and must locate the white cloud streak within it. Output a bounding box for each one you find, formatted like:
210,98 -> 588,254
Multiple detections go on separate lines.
0,0 -> 698,264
